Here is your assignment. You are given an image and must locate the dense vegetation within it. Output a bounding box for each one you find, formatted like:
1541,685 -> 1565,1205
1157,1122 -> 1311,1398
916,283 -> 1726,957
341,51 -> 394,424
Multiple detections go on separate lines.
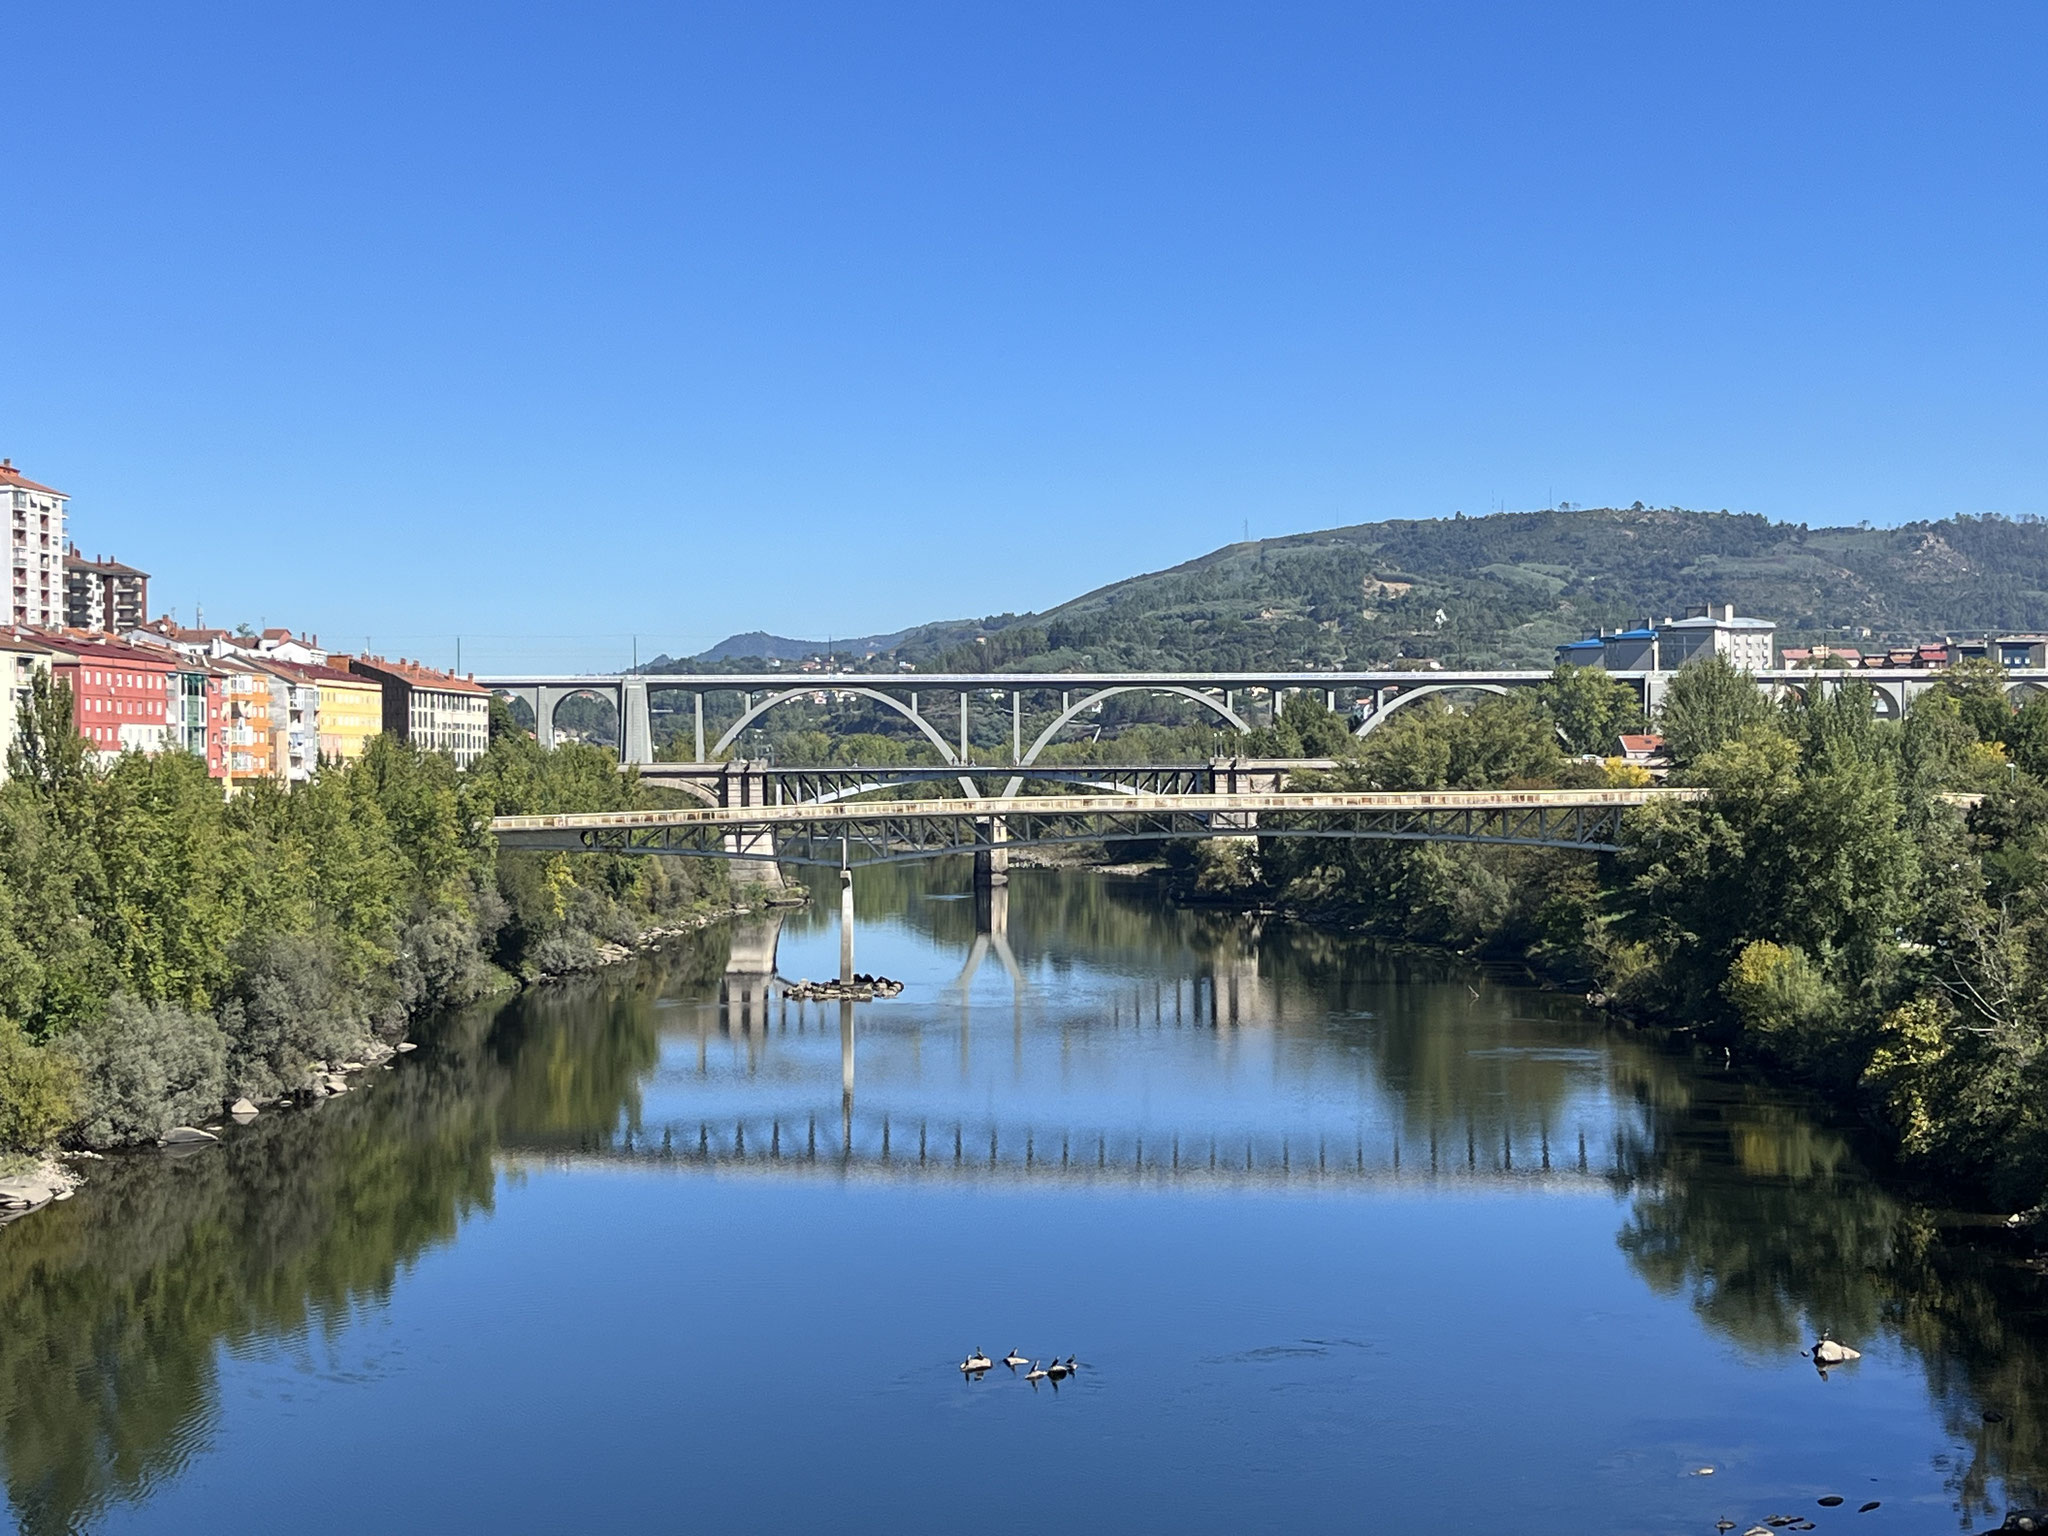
0,685 -> 727,1155
1180,659 -> 2048,1211
679,505 -> 2048,676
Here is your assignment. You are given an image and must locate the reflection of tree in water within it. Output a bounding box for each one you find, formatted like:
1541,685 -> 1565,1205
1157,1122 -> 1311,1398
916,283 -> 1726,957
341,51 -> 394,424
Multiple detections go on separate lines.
9,877 -> 2048,1531
0,1053 -> 502,1536
1614,1073 -> 2048,1523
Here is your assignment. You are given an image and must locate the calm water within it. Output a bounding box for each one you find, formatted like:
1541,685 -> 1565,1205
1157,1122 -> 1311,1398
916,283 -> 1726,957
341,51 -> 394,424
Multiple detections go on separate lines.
4,865 -> 2048,1535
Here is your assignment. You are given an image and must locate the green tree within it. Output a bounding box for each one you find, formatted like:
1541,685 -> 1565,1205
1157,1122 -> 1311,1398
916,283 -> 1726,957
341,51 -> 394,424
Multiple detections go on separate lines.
1659,655 -> 1773,765
1537,663 -> 1642,755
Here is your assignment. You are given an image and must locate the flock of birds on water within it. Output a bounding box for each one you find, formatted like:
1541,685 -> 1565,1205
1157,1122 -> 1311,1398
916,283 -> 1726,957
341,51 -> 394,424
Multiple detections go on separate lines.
958,1348 -> 1083,1385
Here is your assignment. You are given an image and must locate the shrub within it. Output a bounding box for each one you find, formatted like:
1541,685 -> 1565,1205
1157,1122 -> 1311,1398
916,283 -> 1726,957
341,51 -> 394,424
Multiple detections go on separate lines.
62,996 -> 226,1147
1723,940 -> 1847,1074
0,1018 -> 82,1151
222,934 -> 368,1099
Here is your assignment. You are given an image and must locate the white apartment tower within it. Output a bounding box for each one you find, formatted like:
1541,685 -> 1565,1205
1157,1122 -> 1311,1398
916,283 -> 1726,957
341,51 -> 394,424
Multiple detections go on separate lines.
3,460 -> 67,628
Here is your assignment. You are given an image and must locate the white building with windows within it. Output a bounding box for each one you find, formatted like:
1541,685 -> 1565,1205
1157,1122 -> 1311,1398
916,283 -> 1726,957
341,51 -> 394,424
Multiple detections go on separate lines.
4,460 -> 67,628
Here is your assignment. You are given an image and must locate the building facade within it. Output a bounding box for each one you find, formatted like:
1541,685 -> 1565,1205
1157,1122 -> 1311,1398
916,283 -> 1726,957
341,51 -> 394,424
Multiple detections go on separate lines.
302,664 -> 382,763
1556,604 -> 1777,672
4,461 -> 67,628
63,550 -> 150,633
251,659 -> 321,781
0,633 -> 53,782
343,655 -> 490,767
36,631 -> 175,762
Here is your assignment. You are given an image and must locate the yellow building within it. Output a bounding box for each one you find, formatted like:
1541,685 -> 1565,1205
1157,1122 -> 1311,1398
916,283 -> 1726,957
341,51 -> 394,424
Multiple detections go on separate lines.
301,662 -> 383,763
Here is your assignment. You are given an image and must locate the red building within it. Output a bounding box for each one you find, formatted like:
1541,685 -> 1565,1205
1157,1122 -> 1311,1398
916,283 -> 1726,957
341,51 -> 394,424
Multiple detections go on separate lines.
33,630 -> 177,760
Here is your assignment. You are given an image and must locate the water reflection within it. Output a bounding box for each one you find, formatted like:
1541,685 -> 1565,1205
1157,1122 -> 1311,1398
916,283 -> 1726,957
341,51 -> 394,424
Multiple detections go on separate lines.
3,865 -> 2046,1533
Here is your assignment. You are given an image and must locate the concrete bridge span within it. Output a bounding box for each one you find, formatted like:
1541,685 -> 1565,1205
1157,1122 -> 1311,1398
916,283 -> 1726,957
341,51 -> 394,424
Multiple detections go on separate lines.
480,667 -> 2044,770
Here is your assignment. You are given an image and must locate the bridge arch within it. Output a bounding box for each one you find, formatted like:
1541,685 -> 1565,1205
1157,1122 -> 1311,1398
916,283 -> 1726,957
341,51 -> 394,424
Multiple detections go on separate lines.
1353,682 -> 1514,737
710,687 -> 963,765
1019,686 -> 1251,767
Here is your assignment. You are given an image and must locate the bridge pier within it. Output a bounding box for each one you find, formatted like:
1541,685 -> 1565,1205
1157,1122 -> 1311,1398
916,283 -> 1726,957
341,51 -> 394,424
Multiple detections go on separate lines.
621,681 -> 653,766
972,816 -> 1009,892
839,868 -> 855,984
721,910 -> 784,1031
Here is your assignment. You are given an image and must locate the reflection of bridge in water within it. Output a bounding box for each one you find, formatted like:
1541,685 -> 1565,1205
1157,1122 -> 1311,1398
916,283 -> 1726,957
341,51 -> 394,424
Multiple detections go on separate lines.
499,896 -> 1643,1192
505,1110 -> 1626,1191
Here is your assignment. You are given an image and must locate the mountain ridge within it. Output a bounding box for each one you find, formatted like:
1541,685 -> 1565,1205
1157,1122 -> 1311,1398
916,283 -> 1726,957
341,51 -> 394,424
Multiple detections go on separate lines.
691,506 -> 2048,672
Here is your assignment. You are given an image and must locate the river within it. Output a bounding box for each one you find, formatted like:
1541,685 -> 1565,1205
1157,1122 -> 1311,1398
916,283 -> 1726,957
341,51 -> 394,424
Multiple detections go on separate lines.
2,864 -> 2046,1534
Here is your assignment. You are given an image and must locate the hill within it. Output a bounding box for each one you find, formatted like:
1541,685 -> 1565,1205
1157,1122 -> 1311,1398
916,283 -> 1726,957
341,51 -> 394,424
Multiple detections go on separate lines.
702,507 -> 2048,673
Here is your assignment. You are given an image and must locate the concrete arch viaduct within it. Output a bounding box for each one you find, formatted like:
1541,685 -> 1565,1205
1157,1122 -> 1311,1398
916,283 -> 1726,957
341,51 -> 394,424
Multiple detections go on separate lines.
480,667 -> 2033,777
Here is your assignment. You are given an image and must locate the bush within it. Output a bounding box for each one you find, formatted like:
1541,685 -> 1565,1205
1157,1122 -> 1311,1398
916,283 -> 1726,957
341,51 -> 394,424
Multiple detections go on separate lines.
0,1018 -> 82,1151
1723,940 -> 1847,1074
222,934 -> 369,1099
62,996 -> 226,1146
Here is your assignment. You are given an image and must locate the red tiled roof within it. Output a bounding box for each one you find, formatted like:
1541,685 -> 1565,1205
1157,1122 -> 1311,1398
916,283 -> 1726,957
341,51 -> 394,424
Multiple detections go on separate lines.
1617,733 -> 1669,753
29,629 -> 180,668
0,462 -> 65,498
347,654 -> 488,694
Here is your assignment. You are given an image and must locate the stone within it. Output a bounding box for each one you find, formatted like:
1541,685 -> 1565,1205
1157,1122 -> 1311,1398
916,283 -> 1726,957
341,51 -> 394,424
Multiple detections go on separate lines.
1819,1497 -> 1844,1507
52,1188 -> 72,1200
231,1099 -> 259,1117
2000,1513 -> 2048,1533
1812,1339 -> 1861,1365
325,1079 -> 351,1094
396,1042 -> 417,1052
0,1177 -> 54,1208
340,1061 -> 364,1071
160,1126 -> 219,1146
1859,1503 -> 1880,1513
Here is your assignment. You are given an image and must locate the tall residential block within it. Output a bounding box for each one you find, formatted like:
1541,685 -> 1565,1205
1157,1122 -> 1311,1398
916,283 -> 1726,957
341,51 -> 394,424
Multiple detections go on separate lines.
3,460 -> 67,628
64,549 -> 150,632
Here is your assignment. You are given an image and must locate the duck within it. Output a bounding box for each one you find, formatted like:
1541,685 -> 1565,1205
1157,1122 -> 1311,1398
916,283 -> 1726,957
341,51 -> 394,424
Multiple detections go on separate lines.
1003,1349 -> 1030,1368
1024,1360 -> 1049,1381
962,1349 -> 993,1372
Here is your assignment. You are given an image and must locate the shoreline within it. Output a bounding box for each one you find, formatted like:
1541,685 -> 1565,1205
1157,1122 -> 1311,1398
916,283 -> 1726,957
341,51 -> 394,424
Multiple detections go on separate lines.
1,892 -> 798,1229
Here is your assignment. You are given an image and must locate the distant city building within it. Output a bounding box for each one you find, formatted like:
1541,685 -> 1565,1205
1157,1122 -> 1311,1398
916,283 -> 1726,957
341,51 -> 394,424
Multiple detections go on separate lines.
1615,732 -> 1672,772
217,660 -> 278,780
1995,635 -> 2048,669
249,658 -> 321,781
63,549 -> 150,633
4,460 -> 67,628
341,654 -> 489,767
1556,603 -> 1776,672
33,630 -> 175,763
0,631 -> 54,781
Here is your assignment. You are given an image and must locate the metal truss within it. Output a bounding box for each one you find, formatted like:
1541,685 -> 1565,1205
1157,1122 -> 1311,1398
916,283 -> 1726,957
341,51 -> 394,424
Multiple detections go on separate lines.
493,789 -> 1700,866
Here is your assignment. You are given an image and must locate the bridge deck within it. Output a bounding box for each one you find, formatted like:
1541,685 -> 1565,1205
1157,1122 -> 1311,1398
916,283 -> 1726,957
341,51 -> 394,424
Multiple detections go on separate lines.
493,787 -> 1704,863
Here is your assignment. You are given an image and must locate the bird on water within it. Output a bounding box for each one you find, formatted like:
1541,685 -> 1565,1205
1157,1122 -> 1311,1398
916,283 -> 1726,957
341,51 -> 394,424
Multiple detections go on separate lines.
1003,1349 -> 1030,1368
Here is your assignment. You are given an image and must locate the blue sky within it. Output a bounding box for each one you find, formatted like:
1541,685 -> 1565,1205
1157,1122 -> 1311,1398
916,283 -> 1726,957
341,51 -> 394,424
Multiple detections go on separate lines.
3,3 -> 2042,671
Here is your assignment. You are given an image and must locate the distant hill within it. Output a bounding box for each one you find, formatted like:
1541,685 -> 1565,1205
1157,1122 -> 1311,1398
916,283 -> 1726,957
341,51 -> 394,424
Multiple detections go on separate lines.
695,507 -> 2048,673
681,629 -> 910,665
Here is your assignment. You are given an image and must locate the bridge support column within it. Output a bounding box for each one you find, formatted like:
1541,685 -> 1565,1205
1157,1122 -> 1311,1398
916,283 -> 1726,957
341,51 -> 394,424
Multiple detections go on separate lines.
839,868 -> 855,984
694,692 -> 705,763
722,825 -> 786,897
960,692 -> 970,764
721,910 -> 784,1033
973,816 -> 1009,892
1012,691 -> 1022,764
621,681 -> 653,766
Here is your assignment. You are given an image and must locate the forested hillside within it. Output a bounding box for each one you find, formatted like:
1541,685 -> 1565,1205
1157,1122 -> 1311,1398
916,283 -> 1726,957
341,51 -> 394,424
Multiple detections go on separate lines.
698,507 -> 2048,673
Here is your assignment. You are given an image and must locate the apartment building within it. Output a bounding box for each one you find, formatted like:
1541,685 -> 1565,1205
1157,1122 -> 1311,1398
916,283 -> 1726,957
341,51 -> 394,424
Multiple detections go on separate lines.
342,654 -> 490,767
4,461 -> 67,628
305,663 -> 382,763
218,662 -> 277,780
64,550 -> 150,633
1556,604 -> 1778,672
249,658 -> 321,781
0,632 -> 53,782
35,631 -> 175,762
